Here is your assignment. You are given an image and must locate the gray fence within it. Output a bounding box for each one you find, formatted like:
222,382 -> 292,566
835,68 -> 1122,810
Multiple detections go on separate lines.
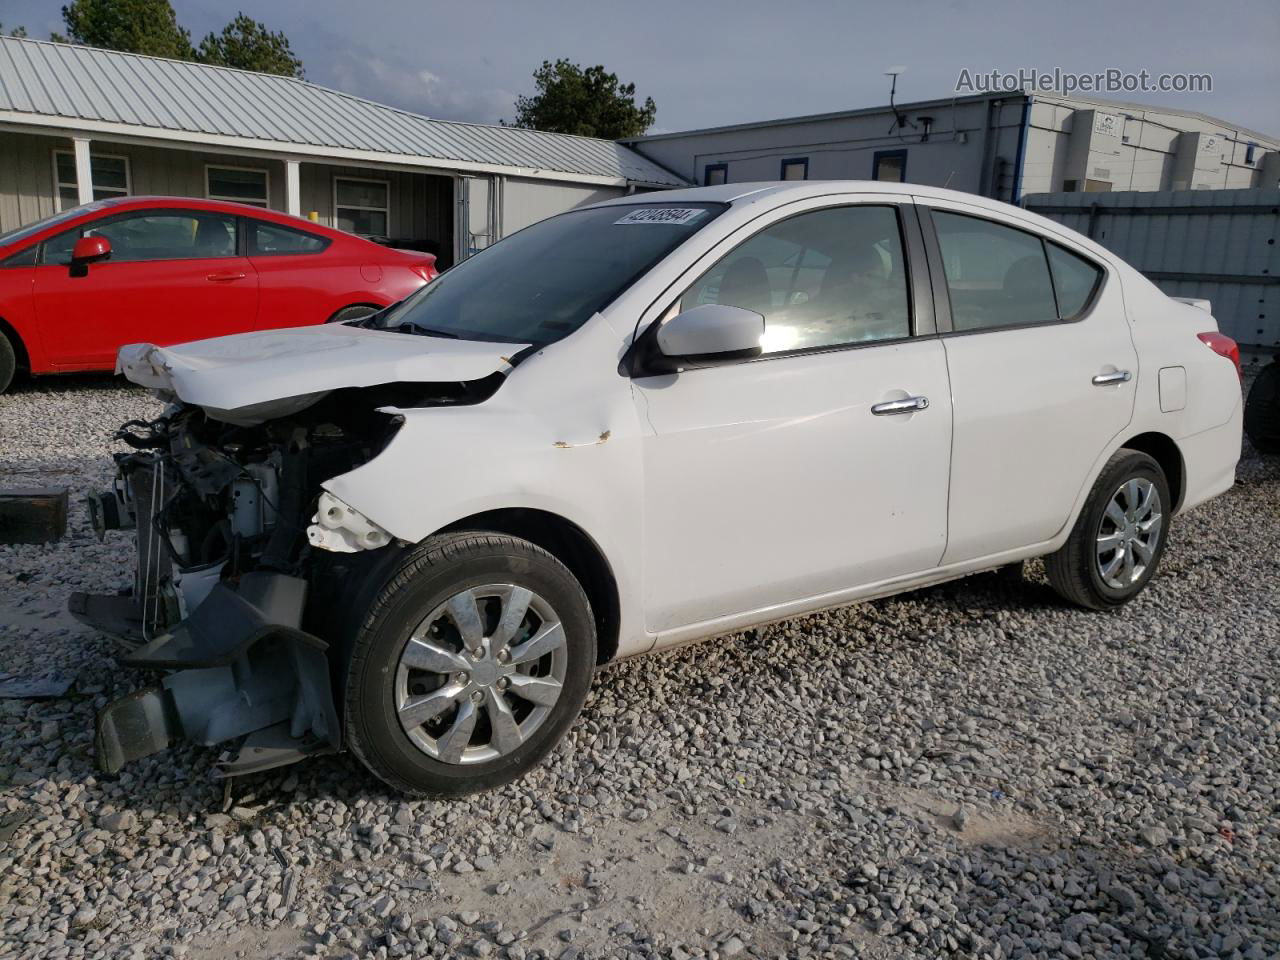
1023,188 -> 1279,352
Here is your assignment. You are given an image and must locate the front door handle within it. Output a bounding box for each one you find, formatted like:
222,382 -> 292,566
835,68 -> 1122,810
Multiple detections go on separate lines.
871,396 -> 930,416
207,272 -> 247,282
1092,370 -> 1132,386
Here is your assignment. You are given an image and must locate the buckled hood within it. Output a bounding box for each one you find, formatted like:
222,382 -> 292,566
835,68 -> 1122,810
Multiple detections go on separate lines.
117,323 -> 528,424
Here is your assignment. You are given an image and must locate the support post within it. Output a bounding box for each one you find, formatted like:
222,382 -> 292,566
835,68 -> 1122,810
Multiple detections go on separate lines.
73,137 -> 93,206
285,160 -> 301,216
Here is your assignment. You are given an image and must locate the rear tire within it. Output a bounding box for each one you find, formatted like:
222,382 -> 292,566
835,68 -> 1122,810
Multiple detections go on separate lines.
328,304 -> 381,324
1244,361 -> 1280,454
1045,449 -> 1171,610
344,532 -> 596,797
0,334 -> 15,395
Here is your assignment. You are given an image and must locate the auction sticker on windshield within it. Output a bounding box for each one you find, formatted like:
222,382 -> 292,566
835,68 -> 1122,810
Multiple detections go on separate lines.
614,207 -> 708,225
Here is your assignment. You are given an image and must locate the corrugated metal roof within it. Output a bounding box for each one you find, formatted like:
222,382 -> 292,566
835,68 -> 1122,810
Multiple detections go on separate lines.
0,36 -> 685,187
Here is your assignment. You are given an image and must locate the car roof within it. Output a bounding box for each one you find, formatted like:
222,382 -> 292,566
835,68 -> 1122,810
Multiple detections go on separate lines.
92,195 -> 347,234
589,180 -> 1024,214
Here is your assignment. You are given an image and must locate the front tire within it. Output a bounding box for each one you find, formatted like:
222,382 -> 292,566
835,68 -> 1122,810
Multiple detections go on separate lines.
1244,361 -> 1280,454
328,304 -> 382,324
1045,449 -> 1171,610
344,532 -> 596,797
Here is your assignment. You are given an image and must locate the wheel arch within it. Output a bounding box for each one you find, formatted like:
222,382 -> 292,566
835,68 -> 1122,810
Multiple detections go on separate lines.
0,315 -> 30,370
327,301 -> 386,323
437,508 -> 622,666
1117,431 -> 1185,511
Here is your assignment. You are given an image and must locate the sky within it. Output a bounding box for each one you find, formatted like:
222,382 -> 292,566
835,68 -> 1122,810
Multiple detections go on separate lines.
4,0 -> 1278,137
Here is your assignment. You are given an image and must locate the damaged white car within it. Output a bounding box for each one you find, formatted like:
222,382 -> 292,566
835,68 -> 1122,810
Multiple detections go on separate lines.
76,182 -> 1243,796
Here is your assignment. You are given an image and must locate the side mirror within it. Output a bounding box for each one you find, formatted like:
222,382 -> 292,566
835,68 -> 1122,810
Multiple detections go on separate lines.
70,235 -> 111,277
645,303 -> 764,373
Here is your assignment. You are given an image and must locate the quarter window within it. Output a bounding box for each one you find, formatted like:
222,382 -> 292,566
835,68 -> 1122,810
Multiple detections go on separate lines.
207,166 -> 269,206
250,220 -> 329,255
54,151 -> 130,210
932,211 -> 1058,332
678,205 -> 911,355
335,178 -> 389,238
1046,242 -> 1103,318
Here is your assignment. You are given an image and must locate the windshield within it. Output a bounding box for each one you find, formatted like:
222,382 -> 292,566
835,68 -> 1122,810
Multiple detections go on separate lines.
0,201 -> 109,249
378,202 -> 725,346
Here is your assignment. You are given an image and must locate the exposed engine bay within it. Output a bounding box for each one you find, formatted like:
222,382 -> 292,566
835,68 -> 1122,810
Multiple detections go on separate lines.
72,377 -> 501,777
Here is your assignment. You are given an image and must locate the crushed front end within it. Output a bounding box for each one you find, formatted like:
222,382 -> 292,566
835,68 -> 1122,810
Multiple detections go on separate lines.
72,383 -> 481,777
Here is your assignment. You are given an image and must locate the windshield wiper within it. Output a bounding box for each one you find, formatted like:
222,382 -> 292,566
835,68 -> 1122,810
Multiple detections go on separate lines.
393,322 -> 460,339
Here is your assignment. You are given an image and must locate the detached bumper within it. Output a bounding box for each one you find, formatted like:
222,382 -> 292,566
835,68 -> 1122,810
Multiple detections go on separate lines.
79,572 -> 341,776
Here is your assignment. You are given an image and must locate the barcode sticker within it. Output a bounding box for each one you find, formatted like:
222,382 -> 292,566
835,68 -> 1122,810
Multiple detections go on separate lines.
614,207 -> 707,225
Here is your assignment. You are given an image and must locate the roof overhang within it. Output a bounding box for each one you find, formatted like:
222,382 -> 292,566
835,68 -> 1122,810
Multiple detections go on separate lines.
0,110 -> 657,188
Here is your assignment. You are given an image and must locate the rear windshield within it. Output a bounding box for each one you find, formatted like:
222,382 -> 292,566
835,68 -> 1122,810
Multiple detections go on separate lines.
378,202 -> 725,346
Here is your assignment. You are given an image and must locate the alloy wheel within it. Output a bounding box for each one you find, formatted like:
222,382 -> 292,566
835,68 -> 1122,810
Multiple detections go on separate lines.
1095,477 -> 1163,590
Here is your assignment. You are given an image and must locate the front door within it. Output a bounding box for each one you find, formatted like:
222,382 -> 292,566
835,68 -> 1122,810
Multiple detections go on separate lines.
34,209 -> 259,368
633,200 -> 953,634
921,201 -> 1138,563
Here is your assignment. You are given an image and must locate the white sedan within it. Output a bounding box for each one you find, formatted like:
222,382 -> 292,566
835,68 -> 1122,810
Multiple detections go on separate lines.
83,182 -> 1242,796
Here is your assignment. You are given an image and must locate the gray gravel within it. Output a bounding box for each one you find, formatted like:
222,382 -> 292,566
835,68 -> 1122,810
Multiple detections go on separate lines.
1,373 -> 1277,960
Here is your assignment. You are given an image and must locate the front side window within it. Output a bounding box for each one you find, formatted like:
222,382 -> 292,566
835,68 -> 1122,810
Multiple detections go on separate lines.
335,178 -> 389,238
251,220 -> 329,255
54,152 -> 130,210
43,212 -> 238,264
207,166 -> 269,207
381,202 -> 725,346
677,205 -> 911,354
932,211 -> 1058,332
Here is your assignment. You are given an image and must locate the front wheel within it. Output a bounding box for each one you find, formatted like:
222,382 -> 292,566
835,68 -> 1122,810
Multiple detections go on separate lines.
344,532 -> 596,797
1045,449 -> 1171,610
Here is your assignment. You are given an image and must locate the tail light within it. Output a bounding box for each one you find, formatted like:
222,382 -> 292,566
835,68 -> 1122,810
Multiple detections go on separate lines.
411,255 -> 438,283
1196,332 -> 1242,380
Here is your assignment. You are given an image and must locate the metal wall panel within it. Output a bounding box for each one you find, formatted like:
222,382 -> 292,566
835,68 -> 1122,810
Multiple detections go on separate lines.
1024,188 -> 1280,349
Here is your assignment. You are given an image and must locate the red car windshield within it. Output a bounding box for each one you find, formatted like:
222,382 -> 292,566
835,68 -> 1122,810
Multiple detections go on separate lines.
378,202 -> 725,346
0,202 -> 110,250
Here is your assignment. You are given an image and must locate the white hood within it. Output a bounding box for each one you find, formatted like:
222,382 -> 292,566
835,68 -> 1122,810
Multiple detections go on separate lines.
117,324 -> 528,424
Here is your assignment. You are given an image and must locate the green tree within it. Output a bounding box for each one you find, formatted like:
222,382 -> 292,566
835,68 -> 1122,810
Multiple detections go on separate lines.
509,59 -> 656,139
196,12 -> 303,78
55,0 -> 194,60
3,23 -> 29,38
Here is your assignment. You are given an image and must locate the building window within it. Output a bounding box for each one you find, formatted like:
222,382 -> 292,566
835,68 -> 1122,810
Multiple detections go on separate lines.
53,151 -> 130,210
780,158 -> 808,181
206,166 -> 269,206
1062,179 -> 1079,192
334,177 -> 390,238
1245,143 -> 1257,165
704,163 -> 728,186
871,150 -> 907,183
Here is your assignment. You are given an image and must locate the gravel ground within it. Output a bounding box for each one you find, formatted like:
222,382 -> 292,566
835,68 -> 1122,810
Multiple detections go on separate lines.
1,374 -> 1277,960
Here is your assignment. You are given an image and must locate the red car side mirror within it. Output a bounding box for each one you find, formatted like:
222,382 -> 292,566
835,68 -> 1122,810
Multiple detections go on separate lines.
70,235 -> 111,276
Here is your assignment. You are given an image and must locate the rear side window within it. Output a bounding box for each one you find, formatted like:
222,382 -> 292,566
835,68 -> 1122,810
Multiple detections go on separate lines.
1046,242 -> 1103,318
932,211 -> 1057,332
678,204 -> 912,355
250,221 -> 329,255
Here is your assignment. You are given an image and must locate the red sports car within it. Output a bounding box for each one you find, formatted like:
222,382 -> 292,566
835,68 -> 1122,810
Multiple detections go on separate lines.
0,196 -> 437,392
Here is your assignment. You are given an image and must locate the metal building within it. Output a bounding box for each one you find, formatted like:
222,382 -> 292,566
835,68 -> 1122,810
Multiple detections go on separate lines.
626,91 -> 1279,205
0,36 -> 685,268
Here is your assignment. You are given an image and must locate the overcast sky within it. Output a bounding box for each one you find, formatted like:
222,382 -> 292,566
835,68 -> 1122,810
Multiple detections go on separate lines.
6,0 -> 1278,136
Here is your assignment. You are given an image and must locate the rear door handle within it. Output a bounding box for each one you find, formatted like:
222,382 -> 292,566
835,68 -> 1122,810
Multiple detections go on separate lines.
871,396 -> 930,416
1092,370 -> 1132,386
207,272 -> 247,282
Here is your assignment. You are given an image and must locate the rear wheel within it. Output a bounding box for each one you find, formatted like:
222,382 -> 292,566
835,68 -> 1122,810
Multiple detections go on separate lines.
328,304 -> 382,324
0,334 -> 15,394
344,532 -> 596,797
1244,361 -> 1280,454
1045,449 -> 1170,610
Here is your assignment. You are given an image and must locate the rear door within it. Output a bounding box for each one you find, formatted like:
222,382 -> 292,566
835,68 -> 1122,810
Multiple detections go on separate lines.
918,199 -> 1137,563
33,209 -> 258,367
